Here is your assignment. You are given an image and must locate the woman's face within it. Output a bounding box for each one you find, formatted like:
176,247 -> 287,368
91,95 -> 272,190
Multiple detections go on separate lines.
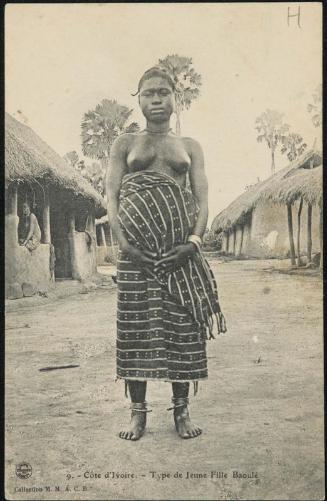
23,203 -> 30,216
138,76 -> 175,123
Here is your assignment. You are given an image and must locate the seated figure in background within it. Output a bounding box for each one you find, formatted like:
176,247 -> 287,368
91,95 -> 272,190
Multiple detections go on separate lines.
19,202 -> 41,252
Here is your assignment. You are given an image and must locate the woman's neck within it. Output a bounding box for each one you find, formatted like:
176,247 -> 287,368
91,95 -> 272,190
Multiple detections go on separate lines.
145,120 -> 171,134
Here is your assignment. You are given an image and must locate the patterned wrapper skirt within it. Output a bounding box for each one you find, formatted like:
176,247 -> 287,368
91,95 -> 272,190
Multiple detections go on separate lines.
116,170 -> 225,383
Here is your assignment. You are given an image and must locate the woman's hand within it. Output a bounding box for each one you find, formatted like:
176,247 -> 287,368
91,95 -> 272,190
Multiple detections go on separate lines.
121,242 -> 157,267
154,243 -> 197,274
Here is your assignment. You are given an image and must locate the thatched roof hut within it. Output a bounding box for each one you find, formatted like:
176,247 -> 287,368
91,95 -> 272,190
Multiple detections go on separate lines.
258,163 -> 322,207
5,112 -> 106,215
211,149 -> 322,234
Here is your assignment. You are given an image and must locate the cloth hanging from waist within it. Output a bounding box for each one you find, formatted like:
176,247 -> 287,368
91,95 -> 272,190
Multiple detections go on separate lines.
118,170 -> 226,340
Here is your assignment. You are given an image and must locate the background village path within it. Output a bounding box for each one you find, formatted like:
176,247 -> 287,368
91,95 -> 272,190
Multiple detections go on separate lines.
5,259 -> 324,501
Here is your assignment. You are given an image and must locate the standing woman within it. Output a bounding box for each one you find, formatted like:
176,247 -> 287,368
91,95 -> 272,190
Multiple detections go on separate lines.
106,67 -> 226,441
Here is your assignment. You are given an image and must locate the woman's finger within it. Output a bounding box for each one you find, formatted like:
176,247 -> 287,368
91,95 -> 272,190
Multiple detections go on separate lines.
141,255 -> 155,265
155,255 -> 177,266
143,249 -> 157,258
161,248 -> 178,258
154,264 -> 174,275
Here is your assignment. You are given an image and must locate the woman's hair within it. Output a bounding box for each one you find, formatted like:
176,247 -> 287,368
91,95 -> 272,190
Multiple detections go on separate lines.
132,66 -> 175,96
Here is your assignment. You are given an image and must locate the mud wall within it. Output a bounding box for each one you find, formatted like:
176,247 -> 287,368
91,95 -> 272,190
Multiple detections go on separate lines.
249,201 -> 320,258
69,231 -> 97,280
5,214 -> 52,295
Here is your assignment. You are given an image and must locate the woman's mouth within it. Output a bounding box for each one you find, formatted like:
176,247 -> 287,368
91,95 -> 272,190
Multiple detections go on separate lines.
150,109 -> 165,114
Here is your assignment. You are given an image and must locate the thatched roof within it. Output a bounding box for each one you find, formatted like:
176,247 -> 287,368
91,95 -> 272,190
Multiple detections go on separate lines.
5,113 -> 106,215
258,163 -> 322,207
211,149 -> 322,234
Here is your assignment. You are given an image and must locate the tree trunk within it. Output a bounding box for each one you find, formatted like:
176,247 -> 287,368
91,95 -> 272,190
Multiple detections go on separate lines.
296,197 -> 303,266
271,149 -> 275,175
233,227 -> 236,255
100,226 -> 107,248
86,206 -> 95,234
287,204 -> 296,266
240,225 -> 244,255
7,184 -> 19,249
319,204 -> 323,271
43,187 -> 51,244
307,203 -> 312,264
9,184 -> 18,215
68,213 -> 78,279
100,157 -> 109,195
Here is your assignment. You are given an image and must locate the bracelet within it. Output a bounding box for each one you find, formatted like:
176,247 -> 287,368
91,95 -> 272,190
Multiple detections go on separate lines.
187,234 -> 202,252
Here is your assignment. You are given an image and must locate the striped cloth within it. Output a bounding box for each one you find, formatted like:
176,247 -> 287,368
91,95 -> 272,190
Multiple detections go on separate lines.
116,170 -> 226,383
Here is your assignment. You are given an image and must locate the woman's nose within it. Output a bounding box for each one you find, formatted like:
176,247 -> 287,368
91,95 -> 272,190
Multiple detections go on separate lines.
152,93 -> 162,104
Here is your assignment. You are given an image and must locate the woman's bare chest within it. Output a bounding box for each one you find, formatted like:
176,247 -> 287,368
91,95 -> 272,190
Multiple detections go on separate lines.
126,136 -> 191,174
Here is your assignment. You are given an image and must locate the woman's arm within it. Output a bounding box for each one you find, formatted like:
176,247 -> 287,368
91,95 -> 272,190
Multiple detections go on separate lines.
188,138 -> 208,238
106,135 -> 156,265
106,135 -> 130,251
154,138 -> 207,273
23,214 -> 35,244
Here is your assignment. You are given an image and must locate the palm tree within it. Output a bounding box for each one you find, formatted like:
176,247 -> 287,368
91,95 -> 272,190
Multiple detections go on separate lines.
307,84 -> 322,128
281,132 -> 307,266
85,162 -> 104,195
158,55 -> 202,135
280,132 -> 307,162
81,99 -> 139,181
81,99 -> 139,263
255,110 -> 289,175
63,150 -> 79,168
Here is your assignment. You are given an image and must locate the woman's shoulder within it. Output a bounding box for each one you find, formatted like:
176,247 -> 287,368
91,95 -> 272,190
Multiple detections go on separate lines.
180,136 -> 203,154
112,132 -> 137,150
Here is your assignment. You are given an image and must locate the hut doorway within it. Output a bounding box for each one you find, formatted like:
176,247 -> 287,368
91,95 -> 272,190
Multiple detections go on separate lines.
50,190 -> 72,279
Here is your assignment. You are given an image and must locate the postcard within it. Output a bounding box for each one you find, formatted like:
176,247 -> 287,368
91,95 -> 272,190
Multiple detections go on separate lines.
5,3 -> 323,500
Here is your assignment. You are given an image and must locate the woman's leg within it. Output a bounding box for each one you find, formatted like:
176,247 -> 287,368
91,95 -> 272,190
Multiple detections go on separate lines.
129,380 -> 147,402
119,381 -> 148,441
171,382 -> 202,439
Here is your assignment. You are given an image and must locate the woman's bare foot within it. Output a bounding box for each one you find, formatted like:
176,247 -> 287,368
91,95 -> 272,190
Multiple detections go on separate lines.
119,405 -> 148,441
174,405 -> 202,439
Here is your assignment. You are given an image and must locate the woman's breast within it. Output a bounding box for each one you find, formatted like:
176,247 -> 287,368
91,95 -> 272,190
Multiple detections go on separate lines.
127,144 -> 191,174
127,150 -> 155,172
167,153 -> 191,174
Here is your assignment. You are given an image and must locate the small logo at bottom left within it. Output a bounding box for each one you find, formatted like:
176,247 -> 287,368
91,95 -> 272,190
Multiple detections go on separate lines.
15,463 -> 32,479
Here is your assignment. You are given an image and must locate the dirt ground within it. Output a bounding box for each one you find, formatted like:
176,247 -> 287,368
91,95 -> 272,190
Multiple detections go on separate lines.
5,259 -> 324,501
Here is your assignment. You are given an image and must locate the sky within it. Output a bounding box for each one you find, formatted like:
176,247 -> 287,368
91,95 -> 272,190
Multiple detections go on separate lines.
5,3 -> 322,224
